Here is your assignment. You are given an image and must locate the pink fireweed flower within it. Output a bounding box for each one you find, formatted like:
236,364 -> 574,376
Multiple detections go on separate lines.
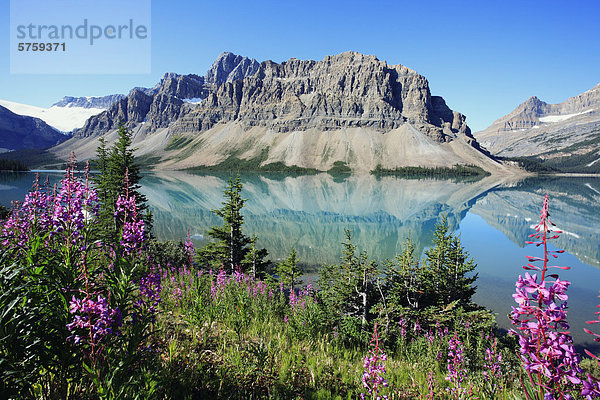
445,332 -> 468,398
114,194 -> 146,255
425,370 -> 436,399
483,338 -> 503,392
67,295 -> 121,345
361,323 -> 389,400
510,194 -> 583,399
582,293 -> 600,399
184,229 -> 195,267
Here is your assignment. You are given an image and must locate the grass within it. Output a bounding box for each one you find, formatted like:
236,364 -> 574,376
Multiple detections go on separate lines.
153,265 -> 524,399
165,135 -> 195,151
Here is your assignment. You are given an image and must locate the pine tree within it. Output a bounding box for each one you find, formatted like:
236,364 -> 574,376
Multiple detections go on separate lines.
94,123 -> 150,240
242,234 -> 270,278
422,215 -> 477,308
319,229 -> 378,329
198,176 -> 268,273
277,248 -> 302,292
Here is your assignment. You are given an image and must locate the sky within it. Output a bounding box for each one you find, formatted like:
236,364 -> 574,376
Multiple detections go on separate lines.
1,0 -> 599,132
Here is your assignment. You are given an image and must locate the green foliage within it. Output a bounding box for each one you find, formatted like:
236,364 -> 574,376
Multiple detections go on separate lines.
277,247 -> 302,291
0,204 -> 9,219
499,156 -> 558,173
0,240 -> 81,399
243,234 -> 271,279
422,215 -> 477,309
327,161 -> 352,175
0,158 -> 29,171
377,216 -> 493,343
197,176 -> 270,273
94,123 -> 151,240
185,149 -> 319,174
164,134 -> 193,151
318,229 -> 379,344
147,239 -> 189,268
0,149 -> 65,170
371,163 -> 491,178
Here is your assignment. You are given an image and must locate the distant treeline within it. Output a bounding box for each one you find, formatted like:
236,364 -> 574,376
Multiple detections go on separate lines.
370,164 -> 491,178
0,158 -> 29,171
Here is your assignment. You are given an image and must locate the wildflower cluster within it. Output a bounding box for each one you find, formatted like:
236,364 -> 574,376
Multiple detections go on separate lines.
361,323 -> 389,400
115,193 -> 147,255
445,332 -> 469,398
482,337 -> 503,390
582,293 -> 600,398
0,163 -> 163,398
510,194 -> 583,398
67,295 -> 122,345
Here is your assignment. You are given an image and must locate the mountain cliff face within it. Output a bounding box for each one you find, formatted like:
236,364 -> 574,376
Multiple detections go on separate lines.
0,105 -> 68,151
171,52 -> 472,140
475,84 -> 600,171
58,51 -> 509,173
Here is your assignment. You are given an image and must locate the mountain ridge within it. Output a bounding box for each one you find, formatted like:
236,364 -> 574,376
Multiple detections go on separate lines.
52,51 -> 514,174
0,105 -> 68,152
474,83 -> 600,172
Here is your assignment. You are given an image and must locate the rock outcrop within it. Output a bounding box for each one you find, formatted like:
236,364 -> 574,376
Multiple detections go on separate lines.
205,52 -> 260,86
0,105 -> 68,151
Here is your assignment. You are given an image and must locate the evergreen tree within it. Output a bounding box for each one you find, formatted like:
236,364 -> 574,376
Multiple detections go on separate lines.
94,123 -> 150,239
242,234 -> 270,278
276,248 -> 302,292
421,215 -> 477,309
198,176 -> 268,273
319,229 -> 379,330
382,235 -> 423,311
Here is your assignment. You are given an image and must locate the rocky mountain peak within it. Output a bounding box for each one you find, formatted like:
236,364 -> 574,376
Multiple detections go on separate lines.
474,82 -> 600,166
176,51 -> 472,143
205,52 -> 260,85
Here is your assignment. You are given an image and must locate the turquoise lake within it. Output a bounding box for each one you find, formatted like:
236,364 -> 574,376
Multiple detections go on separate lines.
1,171 -> 599,350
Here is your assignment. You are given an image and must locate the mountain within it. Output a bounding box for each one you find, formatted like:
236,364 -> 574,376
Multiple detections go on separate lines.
0,95 -> 120,133
0,105 -> 68,152
474,84 -> 600,172
53,51 -> 514,174
52,95 -> 125,109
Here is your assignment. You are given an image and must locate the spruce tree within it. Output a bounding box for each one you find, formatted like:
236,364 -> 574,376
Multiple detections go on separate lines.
198,176 -> 268,273
277,248 -> 302,292
319,229 -> 378,329
422,215 -> 477,308
242,234 -> 270,278
94,122 -> 150,239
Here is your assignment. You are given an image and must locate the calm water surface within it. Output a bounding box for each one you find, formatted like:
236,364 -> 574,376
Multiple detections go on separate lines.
2,171 -> 599,349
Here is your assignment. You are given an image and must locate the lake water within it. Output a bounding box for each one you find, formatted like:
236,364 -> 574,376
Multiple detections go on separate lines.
2,171 -> 600,350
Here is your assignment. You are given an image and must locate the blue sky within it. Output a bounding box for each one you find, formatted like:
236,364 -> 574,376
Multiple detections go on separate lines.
1,0 -> 599,131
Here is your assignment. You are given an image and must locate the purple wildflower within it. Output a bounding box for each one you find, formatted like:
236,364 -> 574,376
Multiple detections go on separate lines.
361,323 -> 389,400
67,295 -> 121,345
510,195 -> 583,398
445,332 -> 467,398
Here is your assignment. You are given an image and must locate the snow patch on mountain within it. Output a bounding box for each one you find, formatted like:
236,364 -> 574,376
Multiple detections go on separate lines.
538,109 -> 593,123
0,99 -> 104,132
